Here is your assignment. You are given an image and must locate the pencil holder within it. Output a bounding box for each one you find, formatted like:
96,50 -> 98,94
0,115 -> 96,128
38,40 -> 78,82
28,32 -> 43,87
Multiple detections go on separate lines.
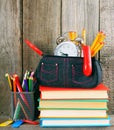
11,92 -> 35,121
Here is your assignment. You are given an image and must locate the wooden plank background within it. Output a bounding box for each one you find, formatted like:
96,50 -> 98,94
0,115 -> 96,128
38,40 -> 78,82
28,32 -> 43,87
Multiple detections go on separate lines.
0,0 -> 22,116
100,0 -> 114,115
0,0 -> 114,119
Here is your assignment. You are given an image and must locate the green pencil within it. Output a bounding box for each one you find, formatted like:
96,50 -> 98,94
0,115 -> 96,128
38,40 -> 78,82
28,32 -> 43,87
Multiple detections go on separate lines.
29,77 -> 33,91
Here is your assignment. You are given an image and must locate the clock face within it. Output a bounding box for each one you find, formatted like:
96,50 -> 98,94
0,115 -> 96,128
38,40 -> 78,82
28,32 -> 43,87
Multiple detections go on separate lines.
54,41 -> 79,57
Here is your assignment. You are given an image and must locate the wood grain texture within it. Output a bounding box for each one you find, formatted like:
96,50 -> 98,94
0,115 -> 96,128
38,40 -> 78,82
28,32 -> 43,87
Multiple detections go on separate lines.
62,0 -> 99,45
0,0 -> 22,116
23,0 -> 61,72
0,0 -> 114,120
100,0 -> 114,114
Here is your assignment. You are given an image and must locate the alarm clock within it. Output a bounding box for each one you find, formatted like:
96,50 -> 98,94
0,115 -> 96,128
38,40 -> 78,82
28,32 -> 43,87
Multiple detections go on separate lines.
54,41 -> 79,57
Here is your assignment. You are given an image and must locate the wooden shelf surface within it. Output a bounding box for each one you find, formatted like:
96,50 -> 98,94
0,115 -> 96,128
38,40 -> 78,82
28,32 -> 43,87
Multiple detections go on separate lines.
0,115 -> 114,130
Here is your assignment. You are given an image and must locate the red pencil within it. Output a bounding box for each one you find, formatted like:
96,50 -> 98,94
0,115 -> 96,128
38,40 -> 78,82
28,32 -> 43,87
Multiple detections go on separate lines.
13,74 -> 31,112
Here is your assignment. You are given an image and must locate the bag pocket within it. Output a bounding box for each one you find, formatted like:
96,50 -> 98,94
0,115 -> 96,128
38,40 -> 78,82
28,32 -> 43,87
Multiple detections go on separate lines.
71,64 -> 93,85
40,62 -> 58,83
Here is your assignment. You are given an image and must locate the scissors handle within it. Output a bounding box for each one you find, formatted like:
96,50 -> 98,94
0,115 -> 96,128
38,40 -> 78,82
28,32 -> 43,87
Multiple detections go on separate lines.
82,45 -> 92,76
24,39 -> 43,56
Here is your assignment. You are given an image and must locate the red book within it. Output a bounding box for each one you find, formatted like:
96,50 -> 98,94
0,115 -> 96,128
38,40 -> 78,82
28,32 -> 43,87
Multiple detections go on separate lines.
39,83 -> 109,99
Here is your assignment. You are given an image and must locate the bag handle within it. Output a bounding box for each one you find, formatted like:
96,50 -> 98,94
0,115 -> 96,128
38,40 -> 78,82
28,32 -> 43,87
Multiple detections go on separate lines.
24,39 -> 44,56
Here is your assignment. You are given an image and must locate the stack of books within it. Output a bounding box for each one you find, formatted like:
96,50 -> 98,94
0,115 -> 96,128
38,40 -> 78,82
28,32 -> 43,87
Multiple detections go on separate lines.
38,83 -> 111,127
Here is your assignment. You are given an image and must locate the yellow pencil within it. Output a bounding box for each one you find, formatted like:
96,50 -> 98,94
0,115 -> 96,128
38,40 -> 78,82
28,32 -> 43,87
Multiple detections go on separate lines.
91,32 -> 106,51
90,32 -> 101,50
92,43 -> 104,57
82,28 -> 86,44
5,73 -> 13,91
98,34 -> 106,43
92,42 -> 104,57
91,42 -> 101,53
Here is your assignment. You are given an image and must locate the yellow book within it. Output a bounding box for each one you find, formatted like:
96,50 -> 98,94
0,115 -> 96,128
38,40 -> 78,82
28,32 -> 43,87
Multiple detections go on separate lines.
38,99 -> 108,110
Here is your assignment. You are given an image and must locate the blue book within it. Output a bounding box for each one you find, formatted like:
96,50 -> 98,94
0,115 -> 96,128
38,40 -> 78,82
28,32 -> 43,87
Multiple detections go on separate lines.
40,117 -> 111,127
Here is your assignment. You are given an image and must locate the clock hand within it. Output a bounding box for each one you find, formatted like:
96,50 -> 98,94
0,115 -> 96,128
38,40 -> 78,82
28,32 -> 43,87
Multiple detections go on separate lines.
60,52 -> 68,57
